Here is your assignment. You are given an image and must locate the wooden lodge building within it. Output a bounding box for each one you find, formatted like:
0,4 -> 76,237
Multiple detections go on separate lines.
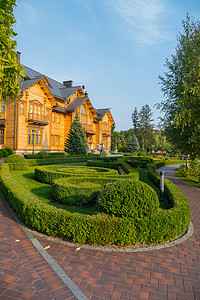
1,54 -> 114,154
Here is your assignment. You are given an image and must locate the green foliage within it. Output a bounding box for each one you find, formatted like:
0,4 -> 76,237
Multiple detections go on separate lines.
52,178 -> 102,206
0,162 -> 191,246
158,14 -> 200,157
65,112 -> 88,155
5,154 -> 28,170
132,105 -> 154,151
24,151 -> 67,159
177,162 -> 200,185
127,133 -> 140,153
0,0 -> 25,101
28,154 -> 101,167
3,147 -> 14,155
98,180 -> 159,219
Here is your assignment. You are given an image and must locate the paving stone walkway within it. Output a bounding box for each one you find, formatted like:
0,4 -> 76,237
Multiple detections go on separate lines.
0,164 -> 200,299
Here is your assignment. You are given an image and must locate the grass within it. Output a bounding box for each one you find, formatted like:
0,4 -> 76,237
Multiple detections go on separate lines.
175,169 -> 200,189
10,164 -> 97,215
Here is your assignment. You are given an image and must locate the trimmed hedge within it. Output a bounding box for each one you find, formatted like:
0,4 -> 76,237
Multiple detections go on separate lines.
5,154 -> 28,170
52,178 -> 102,206
98,180 -> 159,219
35,165 -> 118,184
0,163 -> 191,246
28,154 -> 102,167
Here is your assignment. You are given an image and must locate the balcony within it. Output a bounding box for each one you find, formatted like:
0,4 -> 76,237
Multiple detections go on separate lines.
0,112 -> 5,119
27,113 -> 49,126
82,124 -> 95,134
102,128 -> 111,136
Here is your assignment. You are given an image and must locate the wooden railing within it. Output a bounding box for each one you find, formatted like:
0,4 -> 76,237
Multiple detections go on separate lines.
102,127 -> 111,135
82,124 -> 94,132
28,113 -> 48,123
0,112 -> 5,119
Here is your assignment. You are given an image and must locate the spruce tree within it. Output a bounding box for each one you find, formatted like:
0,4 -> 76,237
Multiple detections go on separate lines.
127,134 -> 140,153
65,112 -> 88,155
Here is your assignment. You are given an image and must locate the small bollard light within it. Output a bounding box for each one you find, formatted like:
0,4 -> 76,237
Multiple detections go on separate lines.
160,171 -> 165,200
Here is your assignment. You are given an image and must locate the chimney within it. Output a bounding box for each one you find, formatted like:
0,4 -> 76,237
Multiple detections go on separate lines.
63,80 -> 73,88
16,51 -> 21,62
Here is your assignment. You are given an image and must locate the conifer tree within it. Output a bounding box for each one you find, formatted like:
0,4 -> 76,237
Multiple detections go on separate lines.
127,134 -> 140,153
65,112 -> 88,155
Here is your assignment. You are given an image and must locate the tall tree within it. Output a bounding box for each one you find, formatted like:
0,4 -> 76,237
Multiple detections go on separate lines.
127,134 -> 140,153
131,107 -> 139,136
65,112 -> 88,155
158,14 -> 200,158
0,0 -> 24,102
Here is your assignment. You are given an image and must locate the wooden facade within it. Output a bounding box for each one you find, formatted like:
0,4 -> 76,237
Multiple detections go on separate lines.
1,64 -> 114,154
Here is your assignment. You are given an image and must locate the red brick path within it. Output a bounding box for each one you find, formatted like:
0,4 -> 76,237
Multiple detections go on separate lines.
1,164 -> 200,299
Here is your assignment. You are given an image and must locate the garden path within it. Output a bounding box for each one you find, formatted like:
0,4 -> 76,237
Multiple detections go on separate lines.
0,163 -> 200,299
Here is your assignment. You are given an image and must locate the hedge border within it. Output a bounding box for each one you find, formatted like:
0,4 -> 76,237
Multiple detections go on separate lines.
0,163 -> 191,246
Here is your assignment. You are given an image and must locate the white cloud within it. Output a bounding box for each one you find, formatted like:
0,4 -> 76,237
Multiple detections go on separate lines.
109,0 -> 171,47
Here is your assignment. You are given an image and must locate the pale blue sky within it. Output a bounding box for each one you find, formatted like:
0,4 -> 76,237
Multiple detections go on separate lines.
14,0 -> 200,130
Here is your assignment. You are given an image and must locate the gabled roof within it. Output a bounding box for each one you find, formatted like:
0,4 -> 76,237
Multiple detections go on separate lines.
65,96 -> 97,118
20,76 -> 43,91
94,108 -> 110,120
65,97 -> 87,112
22,65 -> 81,101
95,108 -> 115,124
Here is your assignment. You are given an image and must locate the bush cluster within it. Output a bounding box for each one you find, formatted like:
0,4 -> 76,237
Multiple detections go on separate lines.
98,180 -> 159,219
24,151 -> 67,159
5,154 -> 28,170
0,163 -> 191,246
0,147 -> 14,158
52,178 -> 102,206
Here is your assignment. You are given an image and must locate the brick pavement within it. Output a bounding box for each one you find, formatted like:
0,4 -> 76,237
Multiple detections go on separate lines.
0,164 -> 200,299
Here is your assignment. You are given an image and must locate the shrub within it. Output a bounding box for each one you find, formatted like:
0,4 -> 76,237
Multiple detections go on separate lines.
5,154 -> 28,170
4,147 -> 15,156
138,151 -> 146,157
0,163 -> 191,246
52,178 -> 102,206
98,180 -> 159,219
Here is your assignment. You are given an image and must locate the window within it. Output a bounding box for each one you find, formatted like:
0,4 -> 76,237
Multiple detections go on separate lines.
29,103 -> 42,117
73,93 -> 76,99
0,129 -> 4,144
81,105 -> 86,114
20,103 -> 24,114
56,137 -> 59,146
1,101 -> 5,113
28,129 -> 42,145
52,136 -> 55,146
52,113 -> 55,122
88,117 -> 91,125
46,108 -> 49,118
57,114 -> 60,123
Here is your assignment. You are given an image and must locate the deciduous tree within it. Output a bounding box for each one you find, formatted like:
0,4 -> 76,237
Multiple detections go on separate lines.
0,0 -> 24,102
158,14 -> 200,158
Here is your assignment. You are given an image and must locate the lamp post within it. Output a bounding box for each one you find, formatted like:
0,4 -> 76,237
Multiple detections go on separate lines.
32,129 -> 36,154
160,171 -> 165,200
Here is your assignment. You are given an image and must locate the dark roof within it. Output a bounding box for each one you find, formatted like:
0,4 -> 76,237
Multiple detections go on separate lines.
65,97 -> 87,112
20,76 -> 43,91
94,108 -> 110,120
22,65 -> 80,101
52,106 -> 66,113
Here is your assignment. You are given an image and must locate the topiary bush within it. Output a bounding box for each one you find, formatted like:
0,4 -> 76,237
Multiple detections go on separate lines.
5,154 -> 28,170
52,178 -> 102,206
3,147 -> 15,156
98,180 -> 159,219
